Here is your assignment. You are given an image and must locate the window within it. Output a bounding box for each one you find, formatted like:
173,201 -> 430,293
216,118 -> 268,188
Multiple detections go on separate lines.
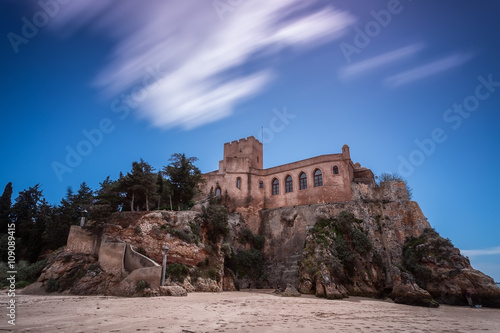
285,175 -> 293,193
259,180 -> 264,188
215,187 -> 221,196
299,172 -> 307,190
272,178 -> 279,195
333,165 -> 339,175
314,169 -> 323,187
236,177 -> 241,189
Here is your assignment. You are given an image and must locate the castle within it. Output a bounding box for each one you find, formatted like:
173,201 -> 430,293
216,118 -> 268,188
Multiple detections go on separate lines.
200,136 -> 375,210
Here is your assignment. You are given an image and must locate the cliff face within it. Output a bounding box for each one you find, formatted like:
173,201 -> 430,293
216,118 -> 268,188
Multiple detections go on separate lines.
37,210 -> 228,296
35,182 -> 500,306
258,182 -> 429,289
255,182 -> 500,307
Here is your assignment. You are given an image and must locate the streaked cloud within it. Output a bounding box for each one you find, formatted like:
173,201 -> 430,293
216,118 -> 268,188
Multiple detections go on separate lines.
339,44 -> 424,78
462,246 -> 500,257
48,1 -> 355,129
384,52 -> 474,88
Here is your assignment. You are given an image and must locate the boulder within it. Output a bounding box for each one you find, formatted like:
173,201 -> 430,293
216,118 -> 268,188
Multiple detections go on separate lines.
281,284 -> 301,297
391,272 -> 439,308
159,285 -> 188,297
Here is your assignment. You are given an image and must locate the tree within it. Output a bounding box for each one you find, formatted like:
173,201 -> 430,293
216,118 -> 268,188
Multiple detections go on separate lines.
11,184 -> 47,262
0,182 -> 13,234
119,159 -> 158,211
163,153 -> 203,209
376,172 -> 413,199
43,188 -> 77,251
156,171 -> 164,209
95,176 -> 123,213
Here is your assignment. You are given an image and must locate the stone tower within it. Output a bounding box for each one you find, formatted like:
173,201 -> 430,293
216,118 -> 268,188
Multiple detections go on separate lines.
221,136 -> 263,172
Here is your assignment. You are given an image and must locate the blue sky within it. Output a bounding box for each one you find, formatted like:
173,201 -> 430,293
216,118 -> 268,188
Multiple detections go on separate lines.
1,0 -> 499,281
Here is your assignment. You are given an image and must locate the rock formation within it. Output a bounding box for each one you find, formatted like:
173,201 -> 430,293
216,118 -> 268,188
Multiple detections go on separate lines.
33,181 -> 500,307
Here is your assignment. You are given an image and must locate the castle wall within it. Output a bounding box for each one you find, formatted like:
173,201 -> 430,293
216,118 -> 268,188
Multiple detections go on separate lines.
201,137 -> 374,211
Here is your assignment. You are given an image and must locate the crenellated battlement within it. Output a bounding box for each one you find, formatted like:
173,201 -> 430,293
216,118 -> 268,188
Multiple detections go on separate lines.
223,136 -> 263,170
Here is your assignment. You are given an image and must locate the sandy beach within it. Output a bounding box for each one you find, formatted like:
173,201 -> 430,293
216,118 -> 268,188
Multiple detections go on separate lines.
3,290 -> 499,333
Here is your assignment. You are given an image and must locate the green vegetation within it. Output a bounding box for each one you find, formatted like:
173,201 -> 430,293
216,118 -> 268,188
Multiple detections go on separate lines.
225,226 -> 266,280
299,211 -> 375,285
166,263 -> 190,282
226,249 -> 264,279
402,228 -> 454,288
135,280 -> 150,292
0,260 -> 47,288
376,172 -> 413,199
239,228 -> 265,250
45,278 -> 59,293
0,153 -> 203,264
201,190 -> 230,245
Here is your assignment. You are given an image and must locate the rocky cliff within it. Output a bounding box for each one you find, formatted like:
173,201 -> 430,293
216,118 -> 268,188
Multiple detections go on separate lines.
33,182 -> 500,307
36,210 -> 229,296
254,182 -> 500,307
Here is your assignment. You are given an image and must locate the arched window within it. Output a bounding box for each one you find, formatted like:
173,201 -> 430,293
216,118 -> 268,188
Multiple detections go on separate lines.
272,178 -> 279,195
236,177 -> 241,189
314,169 -> 323,187
285,175 -> 293,193
333,165 -> 339,175
215,187 -> 221,196
299,172 -> 307,190
259,180 -> 264,188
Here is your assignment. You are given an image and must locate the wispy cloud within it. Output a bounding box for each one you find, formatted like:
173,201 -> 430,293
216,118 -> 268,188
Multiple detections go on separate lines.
462,246 -> 500,257
339,44 -> 424,78
384,52 -> 474,88
48,1 -> 355,129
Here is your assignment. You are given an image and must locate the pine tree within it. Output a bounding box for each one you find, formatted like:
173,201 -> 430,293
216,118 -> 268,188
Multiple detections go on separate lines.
0,182 -> 13,234
11,184 -> 46,262
163,153 -> 203,209
119,159 -> 158,211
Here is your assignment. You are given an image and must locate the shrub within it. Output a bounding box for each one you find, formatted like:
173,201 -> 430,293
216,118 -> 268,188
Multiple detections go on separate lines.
351,227 -> 372,255
173,229 -> 193,244
16,281 -> 30,288
17,260 -> 47,283
189,220 -> 202,244
166,263 -> 190,282
226,249 -> 264,279
240,228 -> 254,244
239,228 -> 265,250
135,280 -> 150,292
202,201 -> 230,244
252,235 -> 265,250
376,172 -> 413,199
45,278 -> 59,293
207,269 -> 217,280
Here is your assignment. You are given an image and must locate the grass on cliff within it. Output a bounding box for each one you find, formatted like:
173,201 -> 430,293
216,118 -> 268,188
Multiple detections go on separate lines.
402,228 -> 456,288
300,211 -> 376,285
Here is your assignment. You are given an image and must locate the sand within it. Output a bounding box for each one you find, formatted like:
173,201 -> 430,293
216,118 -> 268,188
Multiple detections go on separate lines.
3,290 -> 499,332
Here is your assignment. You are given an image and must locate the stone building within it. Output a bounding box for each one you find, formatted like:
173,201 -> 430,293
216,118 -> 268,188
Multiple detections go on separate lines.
200,136 -> 375,211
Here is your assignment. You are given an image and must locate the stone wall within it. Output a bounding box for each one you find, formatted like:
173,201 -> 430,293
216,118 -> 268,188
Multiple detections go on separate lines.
200,136 -> 375,211
123,244 -> 159,273
65,225 -> 99,254
98,238 -> 126,279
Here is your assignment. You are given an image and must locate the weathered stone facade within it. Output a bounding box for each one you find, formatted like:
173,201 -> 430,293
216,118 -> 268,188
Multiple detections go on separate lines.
200,136 -> 375,211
